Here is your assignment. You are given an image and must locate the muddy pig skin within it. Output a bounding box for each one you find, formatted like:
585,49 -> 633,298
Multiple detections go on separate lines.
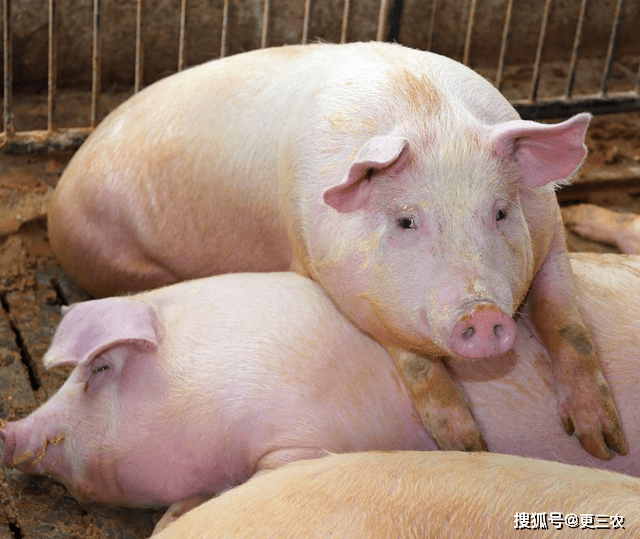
154,450 -> 640,539
49,42 -> 622,458
1,253 -> 639,532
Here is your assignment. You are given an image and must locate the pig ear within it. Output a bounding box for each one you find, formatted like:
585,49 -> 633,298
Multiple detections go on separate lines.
43,298 -> 161,369
490,112 -> 591,188
323,136 -> 410,213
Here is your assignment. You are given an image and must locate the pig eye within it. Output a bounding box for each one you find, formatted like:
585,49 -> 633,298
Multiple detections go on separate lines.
496,208 -> 507,221
92,365 -> 110,374
398,217 -> 416,229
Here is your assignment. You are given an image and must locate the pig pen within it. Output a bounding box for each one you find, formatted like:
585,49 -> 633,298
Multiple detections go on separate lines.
1,0 -> 640,537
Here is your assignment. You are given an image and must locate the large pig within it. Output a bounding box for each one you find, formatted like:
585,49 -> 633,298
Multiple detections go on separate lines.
48,42 -> 624,458
155,450 -> 640,539
1,254 -> 640,534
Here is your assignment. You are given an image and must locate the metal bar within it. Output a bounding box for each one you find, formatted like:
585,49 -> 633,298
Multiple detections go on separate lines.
528,0 -> 552,101
376,0 -> 391,41
135,0 -> 144,93
495,0 -> 514,91
426,0 -> 438,51
637,55 -> 640,94
261,0 -> 270,48
48,0 -> 57,131
90,0 -> 101,129
600,0 -> 624,96
5,89 -> 640,155
340,0 -> 350,43
565,0 -> 588,98
0,128 -> 93,154
462,0 -> 477,66
301,0 -> 311,44
220,0 -> 229,58
178,0 -> 187,71
3,0 -> 13,136
513,92 -> 640,120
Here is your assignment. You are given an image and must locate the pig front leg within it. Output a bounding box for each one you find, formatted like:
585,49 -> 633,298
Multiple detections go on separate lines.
527,221 -> 628,460
391,349 -> 487,452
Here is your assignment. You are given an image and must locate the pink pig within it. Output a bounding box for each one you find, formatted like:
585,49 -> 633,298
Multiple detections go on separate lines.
48,42 -> 625,458
154,451 -> 640,539
1,254 -> 639,534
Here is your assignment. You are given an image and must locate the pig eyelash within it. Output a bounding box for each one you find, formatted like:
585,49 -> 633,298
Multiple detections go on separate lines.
397,217 -> 416,229
496,208 -> 507,221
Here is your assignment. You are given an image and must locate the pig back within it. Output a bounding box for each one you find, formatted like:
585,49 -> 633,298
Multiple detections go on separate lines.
147,272 -> 434,465
154,450 -> 640,539
450,253 -> 640,477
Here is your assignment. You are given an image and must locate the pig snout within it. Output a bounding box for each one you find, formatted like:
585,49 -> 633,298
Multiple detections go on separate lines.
450,303 -> 516,359
0,418 -> 66,476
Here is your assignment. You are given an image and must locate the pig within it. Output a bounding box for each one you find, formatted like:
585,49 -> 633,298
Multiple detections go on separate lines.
1,253 -> 640,534
562,204 -> 640,254
1,272 -> 435,532
154,450 -> 640,539
48,41 -> 625,459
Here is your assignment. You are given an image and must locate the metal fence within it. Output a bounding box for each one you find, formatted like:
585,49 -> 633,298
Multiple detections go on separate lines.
1,0 -> 639,153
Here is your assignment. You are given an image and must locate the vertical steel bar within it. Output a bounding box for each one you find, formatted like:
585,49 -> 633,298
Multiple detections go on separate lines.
636,56 -> 640,94
462,0 -> 477,66
48,0 -> 57,131
340,0 -> 350,43
135,0 -> 144,93
495,0 -> 514,91
220,0 -> 229,58
376,0 -> 391,41
528,0 -> 552,101
3,0 -> 12,135
600,0 -> 623,96
178,0 -> 187,71
91,0 -> 102,128
301,0 -> 311,44
564,0 -> 587,98
426,0 -> 438,51
261,0 -> 270,48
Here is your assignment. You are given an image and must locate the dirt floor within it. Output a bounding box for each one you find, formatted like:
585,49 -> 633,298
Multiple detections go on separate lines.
0,100 -> 639,538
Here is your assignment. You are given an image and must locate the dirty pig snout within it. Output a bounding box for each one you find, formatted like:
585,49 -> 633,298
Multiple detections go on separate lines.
449,302 -> 517,359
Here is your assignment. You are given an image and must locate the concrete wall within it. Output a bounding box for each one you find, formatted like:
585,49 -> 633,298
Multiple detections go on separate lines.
4,0 -> 639,91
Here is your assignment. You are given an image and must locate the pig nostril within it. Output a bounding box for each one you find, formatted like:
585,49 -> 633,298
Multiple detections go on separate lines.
462,326 -> 475,340
494,324 -> 504,338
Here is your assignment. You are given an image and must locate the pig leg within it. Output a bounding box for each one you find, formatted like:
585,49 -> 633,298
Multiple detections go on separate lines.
152,496 -> 211,536
391,350 -> 487,452
528,219 -> 628,460
562,204 -> 640,255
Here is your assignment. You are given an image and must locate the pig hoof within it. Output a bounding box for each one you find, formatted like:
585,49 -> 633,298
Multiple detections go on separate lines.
559,381 -> 628,460
431,415 -> 488,453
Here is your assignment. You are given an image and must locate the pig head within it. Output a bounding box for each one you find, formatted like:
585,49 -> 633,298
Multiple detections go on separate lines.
310,112 -> 590,361
0,298 -> 177,505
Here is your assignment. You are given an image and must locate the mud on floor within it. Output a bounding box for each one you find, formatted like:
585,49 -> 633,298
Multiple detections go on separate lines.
0,109 -> 640,538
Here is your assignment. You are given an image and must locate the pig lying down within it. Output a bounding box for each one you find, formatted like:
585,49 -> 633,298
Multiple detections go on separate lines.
49,41 -> 624,459
154,450 -> 640,539
1,253 -> 639,533
563,204 -> 640,254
